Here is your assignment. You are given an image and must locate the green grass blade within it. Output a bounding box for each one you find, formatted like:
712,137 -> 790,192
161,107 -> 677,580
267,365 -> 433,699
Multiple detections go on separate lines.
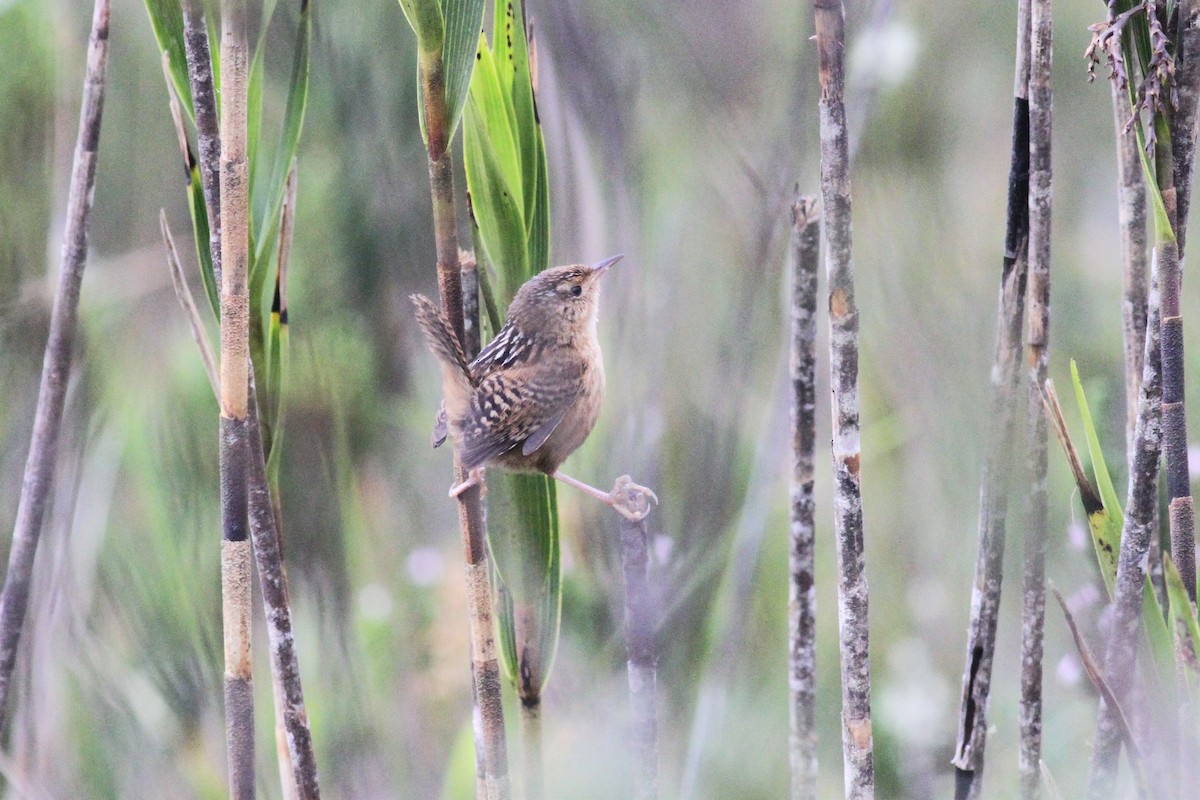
253,0 -> 311,270
1069,361 -> 1122,594
1166,557 -> 1200,675
527,123 -> 550,273
186,166 -> 219,318
1066,364 -> 1172,673
143,0 -> 194,120
506,0 -> 539,240
440,0 -> 485,139
463,93 -> 528,299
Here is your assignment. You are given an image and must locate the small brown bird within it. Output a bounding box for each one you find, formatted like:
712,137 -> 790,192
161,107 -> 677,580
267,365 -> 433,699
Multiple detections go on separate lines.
411,255 -> 656,520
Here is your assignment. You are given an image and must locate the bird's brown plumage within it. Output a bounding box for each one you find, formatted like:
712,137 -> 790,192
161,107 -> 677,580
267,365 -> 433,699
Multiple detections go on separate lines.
411,257 -> 618,475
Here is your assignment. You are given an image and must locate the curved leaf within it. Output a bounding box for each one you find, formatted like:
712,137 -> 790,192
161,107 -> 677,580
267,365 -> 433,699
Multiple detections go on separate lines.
441,0 -> 486,139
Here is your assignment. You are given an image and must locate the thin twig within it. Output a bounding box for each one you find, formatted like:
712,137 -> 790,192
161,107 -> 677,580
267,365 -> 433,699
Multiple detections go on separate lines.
247,373 -> 321,799
1051,587 -> 1148,797
269,159 -> 301,800
218,2 -> 255,797
789,192 -> 820,800
619,513 -> 658,800
160,211 -> 219,398
0,0 -> 110,733
952,3 -> 1032,798
814,2 -> 872,797
1019,2 -> 1052,797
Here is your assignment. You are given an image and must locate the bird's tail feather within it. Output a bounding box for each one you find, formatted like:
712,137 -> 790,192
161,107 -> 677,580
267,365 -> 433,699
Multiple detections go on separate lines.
411,294 -> 473,425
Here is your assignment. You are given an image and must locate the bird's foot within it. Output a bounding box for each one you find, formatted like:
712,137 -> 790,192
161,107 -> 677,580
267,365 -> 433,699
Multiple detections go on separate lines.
450,467 -> 486,499
608,475 -> 658,522
551,471 -> 658,521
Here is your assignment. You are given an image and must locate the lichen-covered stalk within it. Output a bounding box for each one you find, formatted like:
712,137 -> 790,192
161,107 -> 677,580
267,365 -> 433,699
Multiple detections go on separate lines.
1113,53 -> 1148,459
1086,275 -> 1163,800
0,0 -> 109,733
788,194 -> 820,800
813,3 -> 872,797
952,3 -> 1031,798
1019,2 -> 1051,796
1173,1 -> 1200,258
217,2 -> 255,796
417,42 -> 511,800
1160,0 -> 1200,602
245,374 -> 321,798
620,515 -> 658,800
181,0 -> 222,287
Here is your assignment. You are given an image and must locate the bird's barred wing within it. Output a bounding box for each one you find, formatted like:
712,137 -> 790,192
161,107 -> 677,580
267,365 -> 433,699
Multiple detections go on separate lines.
459,366 -> 581,469
469,321 -> 543,383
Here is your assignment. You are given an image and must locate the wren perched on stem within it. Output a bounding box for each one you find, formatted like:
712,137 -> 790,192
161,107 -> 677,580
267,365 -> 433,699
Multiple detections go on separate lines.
412,255 -> 657,521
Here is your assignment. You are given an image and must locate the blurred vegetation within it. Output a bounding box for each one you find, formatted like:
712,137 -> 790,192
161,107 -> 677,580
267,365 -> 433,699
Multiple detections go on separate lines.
2,0 -> 1197,797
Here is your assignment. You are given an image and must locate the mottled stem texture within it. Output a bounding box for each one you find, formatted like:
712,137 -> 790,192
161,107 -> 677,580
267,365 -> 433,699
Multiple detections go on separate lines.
417,43 -> 511,800
0,0 -> 109,733
1086,269 -> 1163,800
814,3 -> 873,797
181,0 -> 221,287
1019,2 -> 1051,797
789,193 -> 820,800
1164,0 -> 1200,603
620,515 -> 659,800
952,2 -> 1031,799
247,375 -> 321,798
1113,21 -> 1149,465
218,2 -> 255,797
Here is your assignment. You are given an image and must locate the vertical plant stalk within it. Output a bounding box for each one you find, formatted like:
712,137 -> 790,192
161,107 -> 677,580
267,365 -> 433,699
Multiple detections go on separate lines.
788,193 -> 820,800
0,0 -> 110,732
1110,34 -> 1155,597
218,2 -> 255,797
952,3 -> 1031,798
619,514 -> 658,800
1164,0 -> 1200,602
1113,53 -> 1149,458
181,0 -> 221,287
814,3 -> 873,797
1086,274 -> 1163,800
247,374 -> 321,799
1019,2 -> 1051,796
1173,1 -> 1200,259
417,42 -> 511,800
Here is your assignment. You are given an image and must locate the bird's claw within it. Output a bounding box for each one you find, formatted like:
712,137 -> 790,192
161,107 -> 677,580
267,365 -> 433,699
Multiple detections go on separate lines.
610,475 -> 658,522
449,467 -> 487,499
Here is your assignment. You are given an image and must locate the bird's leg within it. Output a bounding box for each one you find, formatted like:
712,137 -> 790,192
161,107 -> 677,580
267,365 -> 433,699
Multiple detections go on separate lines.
551,471 -> 659,521
450,466 -> 486,498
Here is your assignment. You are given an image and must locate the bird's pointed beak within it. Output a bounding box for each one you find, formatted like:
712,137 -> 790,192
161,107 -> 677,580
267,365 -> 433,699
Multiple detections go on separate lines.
590,254 -> 624,275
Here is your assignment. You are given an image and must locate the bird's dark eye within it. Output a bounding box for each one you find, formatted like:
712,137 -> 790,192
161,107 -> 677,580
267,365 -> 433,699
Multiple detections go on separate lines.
570,285 -> 583,297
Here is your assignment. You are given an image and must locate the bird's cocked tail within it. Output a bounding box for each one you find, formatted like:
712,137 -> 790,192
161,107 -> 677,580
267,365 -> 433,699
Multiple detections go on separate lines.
411,294 -> 473,428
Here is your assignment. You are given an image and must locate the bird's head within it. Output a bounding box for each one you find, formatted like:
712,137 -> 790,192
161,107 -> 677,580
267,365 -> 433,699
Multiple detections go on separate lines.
507,255 -> 623,341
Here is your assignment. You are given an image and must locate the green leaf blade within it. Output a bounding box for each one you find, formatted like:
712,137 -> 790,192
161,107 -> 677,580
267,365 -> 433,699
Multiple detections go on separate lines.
440,0 -> 486,139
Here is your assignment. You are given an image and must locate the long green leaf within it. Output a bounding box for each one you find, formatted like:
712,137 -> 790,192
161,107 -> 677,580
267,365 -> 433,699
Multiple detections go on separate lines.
441,0 -> 486,139
1069,360 -> 1122,595
464,0 -> 557,692
1068,363 -> 1173,678
143,0 -> 194,120
253,0 -> 312,272
186,165 -> 219,317
464,91 -> 527,299
1165,557 -> 1200,677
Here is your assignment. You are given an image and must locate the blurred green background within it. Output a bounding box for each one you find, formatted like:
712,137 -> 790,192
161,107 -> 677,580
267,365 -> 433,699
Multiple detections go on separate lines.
0,0 -> 1190,797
